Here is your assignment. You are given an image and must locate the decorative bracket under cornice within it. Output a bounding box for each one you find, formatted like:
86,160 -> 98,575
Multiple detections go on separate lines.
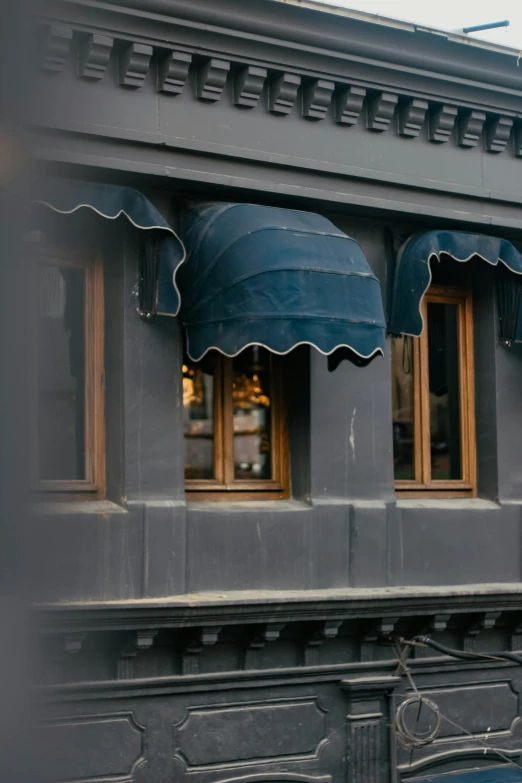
33,21 -> 522,158
117,629 -> 159,679
244,622 -> 286,669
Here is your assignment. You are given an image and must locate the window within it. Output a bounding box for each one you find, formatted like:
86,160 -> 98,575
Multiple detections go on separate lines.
183,346 -> 289,499
391,285 -> 476,497
33,247 -> 105,498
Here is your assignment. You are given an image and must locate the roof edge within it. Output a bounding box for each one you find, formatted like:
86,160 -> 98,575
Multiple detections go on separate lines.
271,0 -> 522,59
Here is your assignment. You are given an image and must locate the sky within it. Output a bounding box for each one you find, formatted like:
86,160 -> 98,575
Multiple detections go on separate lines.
309,0 -> 522,49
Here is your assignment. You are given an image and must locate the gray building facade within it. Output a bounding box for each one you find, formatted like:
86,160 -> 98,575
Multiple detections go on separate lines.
25,1 -> 522,781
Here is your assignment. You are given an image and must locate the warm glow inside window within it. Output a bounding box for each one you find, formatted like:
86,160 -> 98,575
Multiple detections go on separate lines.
391,285 -> 476,497
183,346 -> 289,499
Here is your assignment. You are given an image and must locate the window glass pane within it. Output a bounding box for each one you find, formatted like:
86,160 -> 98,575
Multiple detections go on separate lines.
391,335 -> 415,480
38,264 -> 85,480
183,359 -> 215,480
232,347 -> 272,480
427,302 -> 462,480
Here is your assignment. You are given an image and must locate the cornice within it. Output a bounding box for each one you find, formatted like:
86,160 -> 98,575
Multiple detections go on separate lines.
43,657 -> 507,701
35,588 -> 522,691
34,585 -> 522,633
37,0 -> 522,111
31,15 -> 522,162
271,0 -> 521,61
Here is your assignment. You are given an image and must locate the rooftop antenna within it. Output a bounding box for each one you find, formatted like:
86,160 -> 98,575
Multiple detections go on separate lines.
453,20 -> 510,34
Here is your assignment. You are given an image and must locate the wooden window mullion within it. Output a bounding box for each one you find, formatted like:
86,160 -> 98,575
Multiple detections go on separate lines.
85,254 -> 105,496
458,294 -> 476,490
394,286 -> 476,497
222,357 -> 235,486
211,356 -> 226,485
270,355 -> 280,483
418,299 -> 432,485
93,254 -> 106,498
34,248 -> 105,499
465,293 -> 477,492
185,350 -> 289,499
84,260 -> 95,484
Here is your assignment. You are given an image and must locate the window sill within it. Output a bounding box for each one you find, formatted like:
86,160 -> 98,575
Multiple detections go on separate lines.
395,497 -> 500,510
31,499 -> 127,515
186,498 -> 311,512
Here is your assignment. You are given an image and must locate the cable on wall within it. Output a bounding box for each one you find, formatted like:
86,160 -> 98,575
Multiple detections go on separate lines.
390,638 -> 522,772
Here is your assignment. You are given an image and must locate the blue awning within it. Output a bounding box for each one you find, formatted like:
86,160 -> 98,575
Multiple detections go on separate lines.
177,202 -> 386,369
388,231 -> 522,343
31,179 -> 185,316
411,765 -> 522,782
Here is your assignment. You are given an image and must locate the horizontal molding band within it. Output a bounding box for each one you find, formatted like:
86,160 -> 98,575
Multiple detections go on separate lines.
35,584 -> 522,633
29,123 -> 522,203
32,137 -> 522,232
40,656 -> 510,701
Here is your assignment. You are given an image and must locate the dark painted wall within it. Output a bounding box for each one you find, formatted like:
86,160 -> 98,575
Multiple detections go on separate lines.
27,5 -> 522,783
35,613 -> 522,783
29,194 -> 522,601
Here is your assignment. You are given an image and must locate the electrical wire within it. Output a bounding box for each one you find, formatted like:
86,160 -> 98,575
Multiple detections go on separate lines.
391,639 -> 522,773
408,635 -> 522,665
394,694 -> 441,750
393,642 -> 442,755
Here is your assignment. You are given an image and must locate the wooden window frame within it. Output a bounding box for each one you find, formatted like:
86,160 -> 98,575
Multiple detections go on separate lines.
185,353 -> 289,501
395,285 -> 476,498
32,245 -> 106,500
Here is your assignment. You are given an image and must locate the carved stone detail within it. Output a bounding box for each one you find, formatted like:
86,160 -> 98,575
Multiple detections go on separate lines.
413,614 -> 451,658
244,622 -> 286,669
64,633 -> 86,654
463,612 -> 500,652
430,613 -> 452,633
302,78 -> 335,120
349,720 -> 381,783
31,20 -> 522,164
514,122 -> 522,157
119,42 -> 153,88
79,33 -> 113,80
429,104 -> 458,143
304,620 -> 343,666
199,626 -> 222,646
117,630 -> 159,679
181,643 -> 202,675
342,676 -> 401,783
158,50 -> 192,94
234,65 -> 267,107
42,25 -> 73,73
39,713 -> 144,781
360,617 -> 399,662
335,84 -> 366,126
510,621 -> 522,651
182,626 -> 222,675
134,630 -> 159,650
485,116 -> 513,153
174,698 -> 327,769
367,92 -> 398,132
398,98 -> 429,137
458,109 -> 486,148
117,656 -> 135,679
196,58 -> 230,101
261,622 -> 286,643
269,72 -> 301,115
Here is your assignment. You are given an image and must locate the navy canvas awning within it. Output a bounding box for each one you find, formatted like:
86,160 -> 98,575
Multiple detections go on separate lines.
388,230 -> 522,343
411,765 -> 522,782
31,178 -> 185,316
177,202 -> 386,369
